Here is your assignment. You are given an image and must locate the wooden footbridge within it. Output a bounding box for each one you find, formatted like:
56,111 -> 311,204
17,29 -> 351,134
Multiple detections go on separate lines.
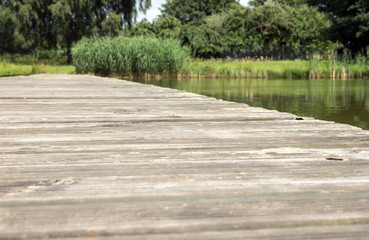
1,75 -> 369,239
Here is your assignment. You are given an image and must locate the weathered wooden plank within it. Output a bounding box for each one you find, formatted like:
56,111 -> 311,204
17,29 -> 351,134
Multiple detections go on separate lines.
1,74 -> 369,239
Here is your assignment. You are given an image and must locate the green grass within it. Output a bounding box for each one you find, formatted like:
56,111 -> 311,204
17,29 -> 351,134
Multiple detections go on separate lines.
0,62 -> 75,77
180,59 -> 369,79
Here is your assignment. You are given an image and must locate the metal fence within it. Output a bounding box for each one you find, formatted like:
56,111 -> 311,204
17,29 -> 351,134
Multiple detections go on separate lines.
217,45 -> 326,60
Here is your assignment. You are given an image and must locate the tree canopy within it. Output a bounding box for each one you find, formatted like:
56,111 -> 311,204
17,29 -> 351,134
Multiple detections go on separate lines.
132,1 -> 338,58
0,0 -> 151,62
1,0 -> 368,61
250,0 -> 369,53
307,0 -> 369,51
160,0 -> 237,25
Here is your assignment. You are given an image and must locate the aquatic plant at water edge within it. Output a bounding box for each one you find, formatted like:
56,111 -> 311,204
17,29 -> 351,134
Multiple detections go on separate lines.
72,37 -> 190,77
180,59 -> 369,80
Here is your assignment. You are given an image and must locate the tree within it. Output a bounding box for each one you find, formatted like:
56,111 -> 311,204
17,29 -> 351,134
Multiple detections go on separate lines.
49,0 -> 95,64
50,0 -> 152,63
179,24 -> 225,57
273,0 -> 307,6
130,19 -> 157,37
306,0 -> 369,52
130,15 -> 181,39
270,0 -> 368,52
160,0 -> 236,25
249,0 -> 269,7
0,0 -> 151,63
210,2 -> 333,58
0,0 -> 56,53
154,15 -> 181,39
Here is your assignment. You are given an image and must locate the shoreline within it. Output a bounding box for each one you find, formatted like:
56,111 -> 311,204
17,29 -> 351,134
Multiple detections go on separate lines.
1,59 -> 368,80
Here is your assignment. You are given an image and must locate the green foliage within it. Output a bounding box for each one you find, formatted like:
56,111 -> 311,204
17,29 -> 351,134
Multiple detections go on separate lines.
161,0 -> 237,25
0,0 -> 56,52
0,61 -> 75,77
306,0 -> 369,52
273,0 -> 308,6
179,24 -> 225,58
249,0 -> 269,7
72,36 -> 190,76
130,15 -> 182,39
144,0 -> 367,58
175,2 -> 334,58
0,0 -> 151,63
180,59 -> 369,79
1,50 -> 68,65
130,19 -> 157,37
154,15 -> 182,39
223,3 -> 332,51
2,0 -> 367,63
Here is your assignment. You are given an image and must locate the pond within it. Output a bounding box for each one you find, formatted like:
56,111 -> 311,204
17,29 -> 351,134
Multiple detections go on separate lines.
133,78 -> 369,130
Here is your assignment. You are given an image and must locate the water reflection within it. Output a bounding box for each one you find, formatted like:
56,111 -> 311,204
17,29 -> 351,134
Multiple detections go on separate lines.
134,78 -> 369,130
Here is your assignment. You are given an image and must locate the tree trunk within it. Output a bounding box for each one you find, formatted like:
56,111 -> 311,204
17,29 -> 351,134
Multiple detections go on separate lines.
67,45 -> 72,64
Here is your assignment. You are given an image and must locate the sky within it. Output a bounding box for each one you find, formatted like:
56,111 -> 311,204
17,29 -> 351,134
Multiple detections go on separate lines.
137,0 -> 250,22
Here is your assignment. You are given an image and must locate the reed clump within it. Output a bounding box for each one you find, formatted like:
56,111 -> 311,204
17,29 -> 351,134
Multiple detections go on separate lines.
180,58 -> 368,80
72,37 -> 190,78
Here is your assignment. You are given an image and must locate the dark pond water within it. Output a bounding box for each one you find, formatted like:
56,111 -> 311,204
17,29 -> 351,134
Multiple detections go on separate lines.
133,78 -> 369,130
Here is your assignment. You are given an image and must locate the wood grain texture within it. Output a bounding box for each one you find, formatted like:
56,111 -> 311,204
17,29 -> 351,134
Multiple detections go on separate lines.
1,74 -> 369,239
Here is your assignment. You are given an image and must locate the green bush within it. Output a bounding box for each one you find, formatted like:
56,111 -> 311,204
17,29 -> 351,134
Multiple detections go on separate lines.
72,36 -> 190,77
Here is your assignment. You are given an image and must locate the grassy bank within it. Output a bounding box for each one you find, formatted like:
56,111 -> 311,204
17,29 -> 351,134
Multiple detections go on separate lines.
2,59 -> 367,80
0,62 -> 75,77
180,59 -> 369,79
3,43 -> 368,80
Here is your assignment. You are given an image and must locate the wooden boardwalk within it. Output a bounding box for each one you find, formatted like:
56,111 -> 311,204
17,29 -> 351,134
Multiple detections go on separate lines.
1,74 -> 369,239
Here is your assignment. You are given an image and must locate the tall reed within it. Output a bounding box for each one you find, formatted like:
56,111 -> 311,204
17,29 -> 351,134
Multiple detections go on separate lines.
72,37 -> 190,77
180,59 -> 369,80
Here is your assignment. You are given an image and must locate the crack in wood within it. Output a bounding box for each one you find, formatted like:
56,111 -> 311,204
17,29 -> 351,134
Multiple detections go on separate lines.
2,178 -> 75,196
326,157 -> 344,161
